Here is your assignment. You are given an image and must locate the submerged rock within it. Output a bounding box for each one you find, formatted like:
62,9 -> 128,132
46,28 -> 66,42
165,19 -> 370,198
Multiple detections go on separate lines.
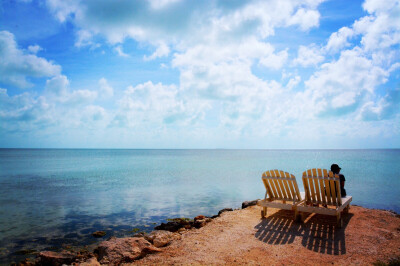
92,231 -> 106,238
38,251 -> 76,266
95,237 -> 161,264
145,230 -> 182,247
241,200 -> 259,209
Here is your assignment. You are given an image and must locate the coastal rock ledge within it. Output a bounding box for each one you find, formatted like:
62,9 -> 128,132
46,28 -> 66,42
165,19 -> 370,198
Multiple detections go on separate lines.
95,237 -> 161,264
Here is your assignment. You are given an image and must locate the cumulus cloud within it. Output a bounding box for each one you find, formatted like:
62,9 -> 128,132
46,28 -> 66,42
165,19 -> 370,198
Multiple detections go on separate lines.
98,78 -> 114,98
304,48 -> 389,117
27,45 -> 43,54
326,27 -> 354,53
360,88 -> 400,121
0,31 -> 61,88
144,43 -> 170,61
356,0 -> 400,51
45,75 -> 98,104
293,44 -> 324,67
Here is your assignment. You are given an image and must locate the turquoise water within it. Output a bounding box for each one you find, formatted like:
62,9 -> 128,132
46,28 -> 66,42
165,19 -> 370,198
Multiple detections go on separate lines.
0,149 -> 399,262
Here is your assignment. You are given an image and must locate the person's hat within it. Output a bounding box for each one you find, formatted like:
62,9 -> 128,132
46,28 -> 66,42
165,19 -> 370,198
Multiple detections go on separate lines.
331,164 -> 341,172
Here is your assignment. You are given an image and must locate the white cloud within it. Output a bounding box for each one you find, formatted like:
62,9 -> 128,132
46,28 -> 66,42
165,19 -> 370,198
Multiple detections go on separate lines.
293,44 -> 324,67
45,75 -> 98,104
98,78 -> 114,98
353,0 -> 400,51
27,45 -> 43,54
0,31 -> 61,88
287,8 -> 320,30
114,46 -> 129,57
144,43 -> 170,61
326,27 -> 354,53
304,48 -> 389,116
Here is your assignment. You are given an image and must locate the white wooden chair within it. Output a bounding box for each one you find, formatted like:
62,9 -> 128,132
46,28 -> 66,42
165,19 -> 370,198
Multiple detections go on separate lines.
257,169 -> 304,220
296,168 -> 352,228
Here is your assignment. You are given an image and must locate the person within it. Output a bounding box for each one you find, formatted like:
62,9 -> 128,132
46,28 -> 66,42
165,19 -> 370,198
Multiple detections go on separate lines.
331,163 -> 346,197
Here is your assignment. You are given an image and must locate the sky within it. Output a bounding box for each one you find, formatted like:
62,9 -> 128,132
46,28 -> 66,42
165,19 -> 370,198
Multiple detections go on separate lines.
0,0 -> 399,149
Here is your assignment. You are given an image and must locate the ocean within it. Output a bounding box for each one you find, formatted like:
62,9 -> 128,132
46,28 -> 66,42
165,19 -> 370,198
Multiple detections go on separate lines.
0,149 -> 399,263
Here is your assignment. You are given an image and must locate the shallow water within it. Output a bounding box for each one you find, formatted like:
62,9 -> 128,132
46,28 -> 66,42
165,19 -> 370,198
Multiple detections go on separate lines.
0,149 -> 399,263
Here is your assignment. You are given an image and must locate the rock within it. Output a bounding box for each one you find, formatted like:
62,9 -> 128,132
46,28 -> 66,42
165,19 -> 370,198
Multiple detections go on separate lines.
78,257 -> 100,266
92,231 -> 106,238
193,219 -> 207,228
145,230 -> 182,247
95,237 -> 161,264
218,208 -> 233,216
241,200 -> 259,209
177,228 -> 187,234
154,221 -> 182,232
38,251 -> 76,266
194,215 -> 205,221
133,232 -> 146,237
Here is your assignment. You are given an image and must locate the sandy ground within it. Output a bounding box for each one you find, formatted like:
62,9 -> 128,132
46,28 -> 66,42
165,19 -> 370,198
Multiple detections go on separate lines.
130,205 -> 400,265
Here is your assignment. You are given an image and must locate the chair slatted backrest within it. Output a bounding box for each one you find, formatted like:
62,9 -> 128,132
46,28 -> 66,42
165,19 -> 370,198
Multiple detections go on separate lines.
302,168 -> 342,206
262,170 -> 302,203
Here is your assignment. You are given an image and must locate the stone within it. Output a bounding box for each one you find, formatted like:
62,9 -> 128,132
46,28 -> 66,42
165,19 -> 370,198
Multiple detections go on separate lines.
241,200 -> 259,209
193,219 -> 207,228
38,251 -> 76,266
92,231 -> 106,238
95,237 -> 161,264
145,230 -> 182,247
154,221 -> 182,232
194,215 -> 205,221
78,257 -> 100,266
218,208 -> 233,216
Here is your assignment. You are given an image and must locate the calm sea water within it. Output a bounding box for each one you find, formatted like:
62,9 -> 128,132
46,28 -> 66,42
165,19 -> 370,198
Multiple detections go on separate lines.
0,149 -> 399,263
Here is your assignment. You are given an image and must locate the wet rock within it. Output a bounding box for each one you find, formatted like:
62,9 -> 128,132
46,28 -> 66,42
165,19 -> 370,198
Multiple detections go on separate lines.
155,218 -> 192,232
95,237 -> 161,264
154,221 -> 182,232
242,200 -> 259,209
78,257 -> 100,266
38,251 -> 76,266
92,231 -> 106,238
218,208 -> 233,216
193,219 -> 207,228
145,230 -> 182,247
194,215 -> 205,221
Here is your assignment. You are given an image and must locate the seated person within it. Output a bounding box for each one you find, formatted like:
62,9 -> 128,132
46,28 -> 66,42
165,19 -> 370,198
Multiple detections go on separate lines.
331,163 -> 346,197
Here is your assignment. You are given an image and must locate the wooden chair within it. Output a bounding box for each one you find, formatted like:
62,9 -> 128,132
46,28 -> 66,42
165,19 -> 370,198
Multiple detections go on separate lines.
296,168 -> 352,228
257,169 -> 304,220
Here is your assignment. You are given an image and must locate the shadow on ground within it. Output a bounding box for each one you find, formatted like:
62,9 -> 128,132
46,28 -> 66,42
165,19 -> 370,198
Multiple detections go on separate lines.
255,210 -> 353,255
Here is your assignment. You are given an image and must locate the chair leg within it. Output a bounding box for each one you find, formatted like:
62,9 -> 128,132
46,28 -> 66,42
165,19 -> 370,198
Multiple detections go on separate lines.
261,207 -> 267,218
343,205 -> 350,214
337,213 -> 343,228
294,210 -> 301,222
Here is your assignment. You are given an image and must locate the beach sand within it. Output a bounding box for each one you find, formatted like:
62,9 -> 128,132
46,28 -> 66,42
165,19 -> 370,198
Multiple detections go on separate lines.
130,205 -> 400,265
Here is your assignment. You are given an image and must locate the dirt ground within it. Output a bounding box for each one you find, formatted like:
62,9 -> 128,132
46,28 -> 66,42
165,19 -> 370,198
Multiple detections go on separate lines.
130,205 -> 400,265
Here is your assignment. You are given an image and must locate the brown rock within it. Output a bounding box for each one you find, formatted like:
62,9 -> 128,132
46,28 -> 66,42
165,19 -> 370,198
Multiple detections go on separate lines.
218,208 -> 233,216
78,257 -> 100,266
95,237 -> 161,264
193,219 -> 207,228
38,251 -> 76,266
92,231 -> 106,238
194,215 -> 206,221
241,200 -> 259,209
145,230 -> 182,247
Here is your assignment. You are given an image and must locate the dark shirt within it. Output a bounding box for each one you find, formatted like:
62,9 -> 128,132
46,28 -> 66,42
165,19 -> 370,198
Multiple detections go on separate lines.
339,174 -> 346,197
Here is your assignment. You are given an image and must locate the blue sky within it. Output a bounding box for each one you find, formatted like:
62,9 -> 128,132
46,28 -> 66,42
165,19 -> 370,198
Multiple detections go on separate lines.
0,0 -> 399,148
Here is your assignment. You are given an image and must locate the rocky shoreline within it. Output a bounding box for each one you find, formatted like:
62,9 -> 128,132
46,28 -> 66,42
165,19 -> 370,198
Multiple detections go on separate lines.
13,200 -> 259,265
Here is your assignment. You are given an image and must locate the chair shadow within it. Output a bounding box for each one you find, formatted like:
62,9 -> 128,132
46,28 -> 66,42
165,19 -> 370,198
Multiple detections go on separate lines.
255,210 -> 354,255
